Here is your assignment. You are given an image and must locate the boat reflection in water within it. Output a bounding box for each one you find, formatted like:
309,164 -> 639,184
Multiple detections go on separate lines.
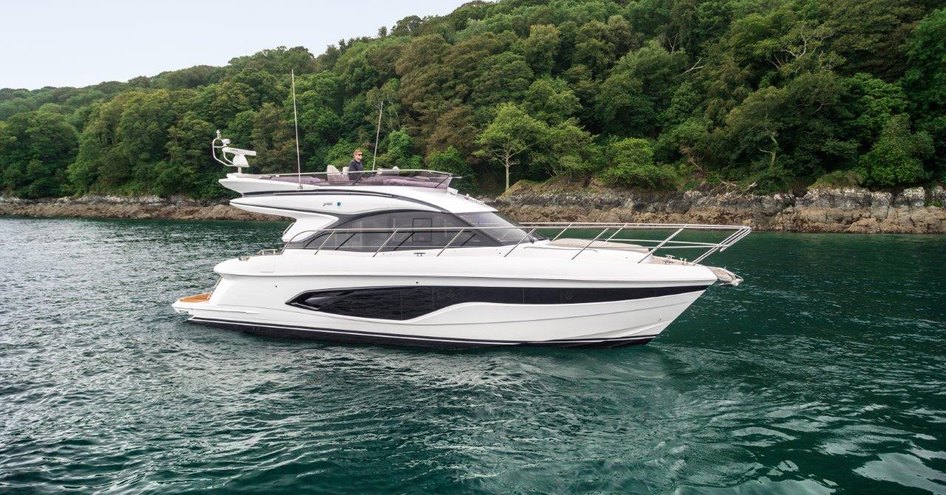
173,134 -> 750,348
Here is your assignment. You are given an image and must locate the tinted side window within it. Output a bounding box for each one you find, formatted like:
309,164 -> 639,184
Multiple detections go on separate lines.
298,211 -> 494,251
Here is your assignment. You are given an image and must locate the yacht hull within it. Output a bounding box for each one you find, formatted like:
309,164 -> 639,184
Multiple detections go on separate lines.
176,290 -> 700,348
189,138 -> 748,349
173,252 -> 713,348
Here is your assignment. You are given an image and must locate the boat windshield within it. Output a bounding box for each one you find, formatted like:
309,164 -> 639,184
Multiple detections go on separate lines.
457,212 -> 543,245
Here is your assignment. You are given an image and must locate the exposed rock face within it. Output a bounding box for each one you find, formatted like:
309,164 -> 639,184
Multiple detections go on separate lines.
0,196 -> 277,221
493,186 -> 946,234
2,186 -> 944,233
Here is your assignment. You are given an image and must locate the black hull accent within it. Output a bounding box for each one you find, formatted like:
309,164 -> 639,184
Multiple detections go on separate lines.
289,285 -> 710,321
187,317 -> 655,350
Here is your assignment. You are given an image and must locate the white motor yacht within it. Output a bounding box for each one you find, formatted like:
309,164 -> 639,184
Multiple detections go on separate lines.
172,134 -> 750,348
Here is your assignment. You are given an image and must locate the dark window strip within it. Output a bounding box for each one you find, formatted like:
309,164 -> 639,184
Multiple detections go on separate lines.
288,285 -> 708,321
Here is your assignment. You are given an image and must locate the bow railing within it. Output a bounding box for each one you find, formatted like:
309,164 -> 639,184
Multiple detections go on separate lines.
267,222 -> 750,265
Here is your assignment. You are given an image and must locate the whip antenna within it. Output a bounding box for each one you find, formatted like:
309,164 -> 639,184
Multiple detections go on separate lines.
372,100 -> 383,170
291,70 -> 302,188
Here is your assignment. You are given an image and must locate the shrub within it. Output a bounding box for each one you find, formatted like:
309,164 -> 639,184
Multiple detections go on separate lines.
153,161 -> 195,197
811,170 -> 864,189
599,138 -> 677,190
555,154 -> 597,182
859,115 -> 933,187
743,163 -> 793,194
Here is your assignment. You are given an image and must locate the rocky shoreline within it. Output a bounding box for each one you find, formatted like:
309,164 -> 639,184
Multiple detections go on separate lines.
2,186 -> 945,233
495,185 -> 946,234
0,195 -> 275,222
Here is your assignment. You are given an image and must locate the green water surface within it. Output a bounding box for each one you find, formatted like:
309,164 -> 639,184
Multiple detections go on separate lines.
0,218 -> 943,494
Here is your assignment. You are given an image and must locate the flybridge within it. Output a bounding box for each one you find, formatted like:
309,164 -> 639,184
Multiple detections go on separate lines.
212,131 -> 455,192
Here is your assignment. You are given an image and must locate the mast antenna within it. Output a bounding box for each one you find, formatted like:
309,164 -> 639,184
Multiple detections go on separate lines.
372,100 -> 384,170
291,70 -> 302,189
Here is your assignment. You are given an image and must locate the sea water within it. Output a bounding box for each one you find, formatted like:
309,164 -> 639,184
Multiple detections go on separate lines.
0,218 -> 944,494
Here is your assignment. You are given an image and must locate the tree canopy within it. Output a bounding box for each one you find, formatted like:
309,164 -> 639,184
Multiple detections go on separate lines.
2,1 -> 945,199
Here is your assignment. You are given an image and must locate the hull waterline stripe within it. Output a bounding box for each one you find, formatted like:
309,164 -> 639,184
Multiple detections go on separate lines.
188,317 -> 659,348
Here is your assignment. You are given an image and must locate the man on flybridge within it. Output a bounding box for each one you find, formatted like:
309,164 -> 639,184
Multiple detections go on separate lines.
348,149 -> 365,180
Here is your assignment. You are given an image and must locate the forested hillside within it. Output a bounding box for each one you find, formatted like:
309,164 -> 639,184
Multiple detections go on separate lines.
2,0 -> 944,199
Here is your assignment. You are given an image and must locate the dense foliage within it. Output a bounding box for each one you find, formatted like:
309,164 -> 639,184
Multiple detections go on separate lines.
2,0 -> 945,199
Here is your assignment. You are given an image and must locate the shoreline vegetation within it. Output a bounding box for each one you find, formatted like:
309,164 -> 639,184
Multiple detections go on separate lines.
3,184 -> 944,233
2,1 -> 945,209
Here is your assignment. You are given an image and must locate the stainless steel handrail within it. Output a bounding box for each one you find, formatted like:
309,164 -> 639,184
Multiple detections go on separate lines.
571,228 -> 611,260
437,229 -> 467,257
503,228 -> 538,258
638,227 -> 684,264
260,223 -> 751,265
372,228 -> 400,258
551,222 -> 574,241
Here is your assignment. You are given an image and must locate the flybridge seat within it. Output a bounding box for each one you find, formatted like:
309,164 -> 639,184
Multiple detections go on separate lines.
326,165 -> 348,184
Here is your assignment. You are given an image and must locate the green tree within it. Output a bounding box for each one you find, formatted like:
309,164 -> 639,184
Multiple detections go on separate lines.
469,52 -> 534,109
195,81 -> 254,128
600,137 -> 677,190
859,114 -> 933,186
714,71 -> 856,187
166,111 -> 215,166
655,117 -> 712,173
0,110 -> 78,198
229,69 -> 280,107
523,78 -> 580,126
152,65 -> 222,90
395,35 -> 456,146
843,73 -> 908,149
109,90 -> 178,191
162,111 -> 217,197
661,81 -> 703,128
428,146 -> 477,193
116,91 -> 175,167
392,15 -> 424,36
476,103 -> 548,191
547,120 -> 598,182
822,0 -> 924,79
427,104 -> 479,160
69,98 -> 128,191
573,20 -> 616,76
377,130 -> 423,168
226,46 -> 317,78
902,8 -> 946,176
444,32 -> 514,101
714,85 -> 786,183
523,24 -> 561,75
597,41 -> 688,136
665,0 -> 734,55
902,9 -> 946,118
562,64 -> 600,129
334,38 -> 405,94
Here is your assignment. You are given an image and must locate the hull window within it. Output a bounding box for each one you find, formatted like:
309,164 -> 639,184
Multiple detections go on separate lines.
288,285 -> 709,320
